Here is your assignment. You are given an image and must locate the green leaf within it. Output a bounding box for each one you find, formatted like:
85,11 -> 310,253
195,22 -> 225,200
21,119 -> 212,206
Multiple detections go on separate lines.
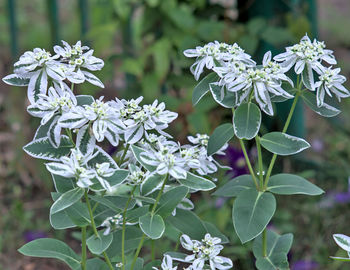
301,91 -> 340,117
330,257 -> 350,262
131,145 -> 156,171
210,83 -> 240,108
34,117 -> 55,140
89,195 -> 135,213
255,253 -> 290,270
167,209 -> 207,240
207,123 -> 234,156
3,74 -> 30,86
213,175 -> 255,197
192,73 -> 219,105
260,132 -> 310,156
76,95 -> 95,106
141,173 -> 164,196
65,202 -> 91,227
125,258 -> 144,270
50,187 -> 84,215
51,174 -> 75,193
155,186 -> 189,218
267,174 -> 324,195
18,238 -> 81,269
50,209 -> 76,230
302,64 -> 314,90
139,213 -> 165,239
233,189 -> 276,243
88,146 -> 118,169
253,230 -> 293,262
86,258 -> 110,270
125,206 -> 150,223
233,102 -> 261,140
23,136 -> 74,161
105,227 -> 143,257
87,231 -> 113,255
178,172 -> 215,191
90,169 -> 129,191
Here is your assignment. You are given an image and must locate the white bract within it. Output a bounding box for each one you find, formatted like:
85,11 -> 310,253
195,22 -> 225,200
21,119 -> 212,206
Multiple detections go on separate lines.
315,67 -> 350,107
101,214 -> 136,235
46,149 -> 96,188
184,41 -> 254,80
171,234 -> 233,270
274,34 -> 336,89
153,255 -> 177,270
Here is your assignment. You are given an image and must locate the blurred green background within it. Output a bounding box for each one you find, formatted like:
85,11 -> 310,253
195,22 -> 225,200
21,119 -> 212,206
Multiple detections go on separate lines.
1,0 -> 350,269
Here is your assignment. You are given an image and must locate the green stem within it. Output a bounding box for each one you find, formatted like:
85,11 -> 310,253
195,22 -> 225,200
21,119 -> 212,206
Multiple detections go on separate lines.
122,186 -> 137,270
84,190 -> 114,270
263,92 -> 300,189
81,226 -> 87,270
130,175 -> 168,270
262,229 -> 267,257
255,136 -> 264,190
119,144 -> 130,166
238,139 -> 259,190
71,82 -> 75,92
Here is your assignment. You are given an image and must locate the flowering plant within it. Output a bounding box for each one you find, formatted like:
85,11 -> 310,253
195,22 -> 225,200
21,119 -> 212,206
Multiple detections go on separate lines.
3,35 -> 349,270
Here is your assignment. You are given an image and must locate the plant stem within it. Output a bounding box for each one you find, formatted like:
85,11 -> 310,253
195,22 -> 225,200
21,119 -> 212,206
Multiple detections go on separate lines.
255,136 -> 264,190
84,190 -> 114,270
130,175 -> 168,270
238,139 -> 259,190
119,144 -> 130,166
122,185 -> 137,270
81,226 -> 87,270
262,229 -> 267,257
263,92 -> 300,189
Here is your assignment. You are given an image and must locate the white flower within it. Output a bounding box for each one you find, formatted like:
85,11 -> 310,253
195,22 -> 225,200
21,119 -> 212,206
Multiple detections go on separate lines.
11,48 -> 65,103
315,67 -> 350,107
27,84 -> 76,125
59,97 -> 125,146
101,213 -> 136,235
153,255 -> 177,270
113,98 -> 177,144
95,162 -> 117,192
274,34 -> 336,89
226,62 -> 293,116
184,41 -> 254,80
140,140 -> 187,179
54,40 -> 104,88
127,164 -> 148,185
46,149 -> 96,188
174,234 -> 233,270
188,134 -> 210,147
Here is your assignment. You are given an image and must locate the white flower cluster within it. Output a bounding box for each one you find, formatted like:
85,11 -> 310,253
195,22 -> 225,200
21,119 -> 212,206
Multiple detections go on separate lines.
6,41 -> 104,105
155,234 -> 233,270
184,35 -> 350,115
101,214 -> 136,235
139,133 -> 227,180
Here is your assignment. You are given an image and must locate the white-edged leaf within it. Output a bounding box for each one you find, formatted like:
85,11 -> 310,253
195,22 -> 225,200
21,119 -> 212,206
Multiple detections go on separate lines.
18,238 -> 81,269
207,123 -> 234,156
301,91 -> 340,117
23,136 -> 73,161
2,74 -> 30,86
77,125 -> 96,156
28,70 -> 48,104
141,173 -> 164,196
48,116 -> 62,148
192,73 -> 219,105
125,125 -> 144,144
82,71 -> 104,88
233,102 -> 261,140
50,187 -> 84,215
88,146 -> 118,169
213,175 -> 255,197
177,172 -> 215,191
139,213 -> 165,239
87,231 -> 113,255
333,234 -> 350,252
260,132 -> 310,156
76,95 -> 95,106
131,145 -> 157,171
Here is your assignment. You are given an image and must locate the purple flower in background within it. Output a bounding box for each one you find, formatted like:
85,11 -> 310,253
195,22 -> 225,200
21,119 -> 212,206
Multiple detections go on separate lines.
215,197 -> 227,209
319,177 -> 350,208
225,146 -> 248,177
291,260 -> 319,270
311,138 -> 324,153
24,230 -> 47,242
